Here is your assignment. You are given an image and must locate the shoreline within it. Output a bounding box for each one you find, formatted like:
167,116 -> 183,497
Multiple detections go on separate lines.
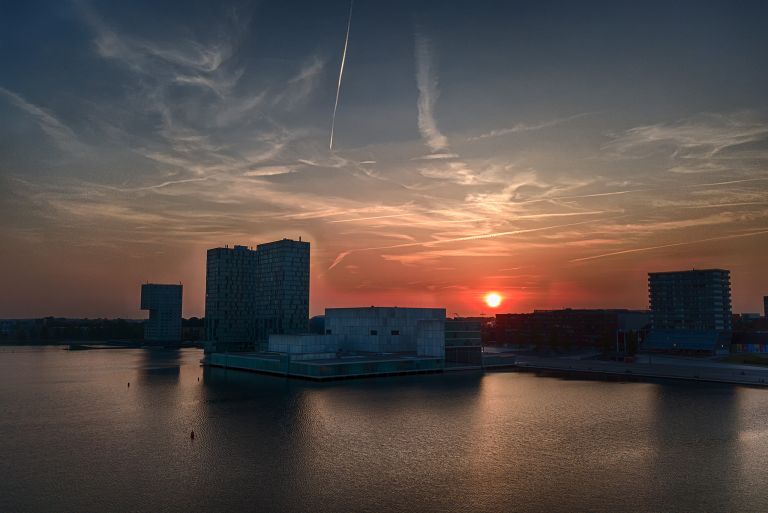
509,356 -> 768,387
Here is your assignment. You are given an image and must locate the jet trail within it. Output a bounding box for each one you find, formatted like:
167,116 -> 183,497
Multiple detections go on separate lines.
329,1 -> 353,151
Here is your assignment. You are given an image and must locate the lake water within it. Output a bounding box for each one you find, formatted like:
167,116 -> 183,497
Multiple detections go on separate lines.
1,346 -> 767,512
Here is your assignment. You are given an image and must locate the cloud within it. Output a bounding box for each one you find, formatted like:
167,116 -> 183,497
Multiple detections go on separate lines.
273,56 -> 325,109
328,218 -> 607,269
0,87 -> 85,154
469,112 -> 592,141
570,229 -> 768,263
603,112 -> 768,170
412,152 -> 459,160
414,34 -> 448,152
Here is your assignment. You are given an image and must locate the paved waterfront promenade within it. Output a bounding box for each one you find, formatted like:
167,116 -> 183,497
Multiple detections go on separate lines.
512,354 -> 768,387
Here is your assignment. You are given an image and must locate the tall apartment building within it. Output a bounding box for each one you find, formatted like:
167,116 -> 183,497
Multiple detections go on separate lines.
648,269 -> 732,331
255,239 -> 310,343
204,239 -> 309,352
205,245 -> 259,352
140,283 -> 182,342
764,296 -> 768,318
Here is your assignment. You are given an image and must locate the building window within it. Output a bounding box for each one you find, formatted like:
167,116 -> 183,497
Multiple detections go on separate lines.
326,329 -> 332,334
391,330 -> 400,335
370,330 -> 378,335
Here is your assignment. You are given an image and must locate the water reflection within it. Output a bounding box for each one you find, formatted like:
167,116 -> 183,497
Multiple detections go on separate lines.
649,383 -> 739,511
138,348 -> 181,380
3,348 -> 768,513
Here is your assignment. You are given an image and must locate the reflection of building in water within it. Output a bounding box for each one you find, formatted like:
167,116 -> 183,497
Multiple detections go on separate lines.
645,269 -> 732,355
140,284 -> 182,343
138,348 -> 182,380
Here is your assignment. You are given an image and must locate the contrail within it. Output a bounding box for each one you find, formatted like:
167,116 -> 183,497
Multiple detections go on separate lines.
328,218 -> 606,269
569,229 -> 768,263
329,0 -> 353,151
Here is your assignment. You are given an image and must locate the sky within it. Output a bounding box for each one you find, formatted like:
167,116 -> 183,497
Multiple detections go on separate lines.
1,0 -> 767,318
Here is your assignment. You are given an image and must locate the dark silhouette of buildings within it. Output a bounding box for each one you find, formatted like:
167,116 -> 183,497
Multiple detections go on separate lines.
645,269 -> 732,354
140,283 -> 182,342
649,269 -> 732,331
445,318 -> 483,365
204,239 -> 309,352
492,309 -> 649,352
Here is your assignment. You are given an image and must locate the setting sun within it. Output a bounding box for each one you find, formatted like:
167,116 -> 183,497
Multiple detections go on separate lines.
484,292 -> 503,309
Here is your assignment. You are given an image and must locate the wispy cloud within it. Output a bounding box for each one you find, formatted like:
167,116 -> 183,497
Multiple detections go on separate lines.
469,112 -> 592,141
274,56 -> 325,109
414,34 -> 448,153
604,112 -> 768,172
570,229 -> 768,263
0,87 -> 85,154
328,218 -> 607,269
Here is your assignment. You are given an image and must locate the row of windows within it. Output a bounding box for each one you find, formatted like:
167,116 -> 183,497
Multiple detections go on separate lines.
325,329 -> 401,335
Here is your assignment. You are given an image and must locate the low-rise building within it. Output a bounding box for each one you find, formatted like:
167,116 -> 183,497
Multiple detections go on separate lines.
445,318 -> 482,366
271,306 -> 447,357
493,309 -> 649,352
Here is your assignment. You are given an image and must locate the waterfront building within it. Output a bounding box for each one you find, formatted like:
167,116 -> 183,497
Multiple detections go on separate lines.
324,307 -> 446,356
204,239 -> 309,352
493,309 -> 649,351
255,239 -> 310,345
205,245 -> 259,352
648,269 -> 732,331
445,318 -> 483,365
140,283 -> 182,342
646,269 -> 732,354
210,306 -> 449,379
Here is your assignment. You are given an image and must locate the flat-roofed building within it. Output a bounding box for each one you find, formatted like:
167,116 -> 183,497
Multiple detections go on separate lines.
649,269 -> 732,331
140,283 -> 182,342
646,269 -> 732,355
255,239 -> 310,344
204,239 -> 310,353
445,318 -> 482,366
494,309 -> 649,351
205,245 -> 259,352
324,307 -> 446,357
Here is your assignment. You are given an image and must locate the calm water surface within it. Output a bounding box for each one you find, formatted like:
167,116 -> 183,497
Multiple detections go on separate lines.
1,346 -> 767,513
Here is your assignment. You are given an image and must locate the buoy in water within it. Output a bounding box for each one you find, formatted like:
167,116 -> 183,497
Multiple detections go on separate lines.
127,382 -> 130,388
190,430 -> 195,440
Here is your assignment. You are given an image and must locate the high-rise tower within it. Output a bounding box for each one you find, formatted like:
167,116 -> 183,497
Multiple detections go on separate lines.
204,239 -> 310,352
140,283 -> 182,342
648,269 -> 732,331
